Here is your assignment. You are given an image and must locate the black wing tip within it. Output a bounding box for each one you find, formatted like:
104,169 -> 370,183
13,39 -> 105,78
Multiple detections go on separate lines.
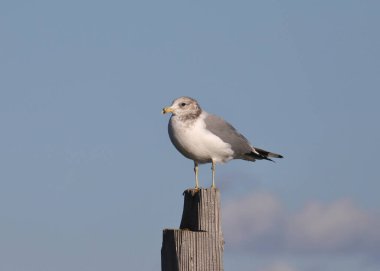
267,152 -> 283,159
266,157 -> 275,162
247,149 -> 283,162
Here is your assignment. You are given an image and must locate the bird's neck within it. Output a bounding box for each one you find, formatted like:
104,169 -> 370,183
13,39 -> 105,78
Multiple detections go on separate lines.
176,109 -> 202,122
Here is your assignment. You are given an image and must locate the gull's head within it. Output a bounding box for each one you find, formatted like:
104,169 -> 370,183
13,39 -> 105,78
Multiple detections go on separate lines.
162,96 -> 201,118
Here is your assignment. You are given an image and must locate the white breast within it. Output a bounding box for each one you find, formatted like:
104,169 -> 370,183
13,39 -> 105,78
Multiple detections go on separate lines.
169,112 -> 234,164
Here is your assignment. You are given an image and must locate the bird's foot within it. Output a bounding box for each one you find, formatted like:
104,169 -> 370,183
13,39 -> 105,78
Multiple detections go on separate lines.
186,186 -> 200,196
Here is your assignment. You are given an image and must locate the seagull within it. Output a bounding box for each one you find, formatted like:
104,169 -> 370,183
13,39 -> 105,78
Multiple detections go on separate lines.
162,96 -> 283,188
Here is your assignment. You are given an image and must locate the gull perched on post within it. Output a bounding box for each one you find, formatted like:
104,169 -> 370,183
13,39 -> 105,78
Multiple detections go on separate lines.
162,96 -> 283,188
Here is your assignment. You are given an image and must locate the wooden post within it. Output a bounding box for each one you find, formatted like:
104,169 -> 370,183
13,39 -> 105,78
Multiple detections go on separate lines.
161,188 -> 224,271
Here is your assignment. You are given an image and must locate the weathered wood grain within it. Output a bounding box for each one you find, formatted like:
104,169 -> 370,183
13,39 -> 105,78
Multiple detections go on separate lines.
161,188 -> 224,271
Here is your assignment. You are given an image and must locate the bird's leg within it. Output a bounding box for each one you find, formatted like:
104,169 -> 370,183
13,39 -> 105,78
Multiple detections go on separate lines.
194,161 -> 199,189
211,160 -> 216,188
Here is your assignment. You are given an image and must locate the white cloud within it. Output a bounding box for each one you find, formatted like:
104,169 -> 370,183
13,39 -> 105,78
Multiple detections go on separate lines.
223,192 -> 283,245
223,192 -> 380,258
286,199 -> 380,253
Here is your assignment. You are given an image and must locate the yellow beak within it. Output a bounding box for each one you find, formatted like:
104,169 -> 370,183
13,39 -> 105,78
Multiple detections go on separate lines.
162,106 -> 174,114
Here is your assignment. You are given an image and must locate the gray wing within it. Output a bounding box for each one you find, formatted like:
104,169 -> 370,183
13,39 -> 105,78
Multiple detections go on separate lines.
204,113 -> 253,156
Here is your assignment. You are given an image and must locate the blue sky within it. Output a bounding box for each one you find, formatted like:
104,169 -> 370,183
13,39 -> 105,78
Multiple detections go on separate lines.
1,1 -> 380,271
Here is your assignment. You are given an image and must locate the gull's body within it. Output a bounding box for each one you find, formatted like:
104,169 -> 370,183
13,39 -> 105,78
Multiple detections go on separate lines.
168,111 -> 234,164
162,96 -> 283,188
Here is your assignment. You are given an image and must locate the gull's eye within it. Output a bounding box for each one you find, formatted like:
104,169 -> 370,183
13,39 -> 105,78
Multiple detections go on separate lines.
180,102 -> 186,107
